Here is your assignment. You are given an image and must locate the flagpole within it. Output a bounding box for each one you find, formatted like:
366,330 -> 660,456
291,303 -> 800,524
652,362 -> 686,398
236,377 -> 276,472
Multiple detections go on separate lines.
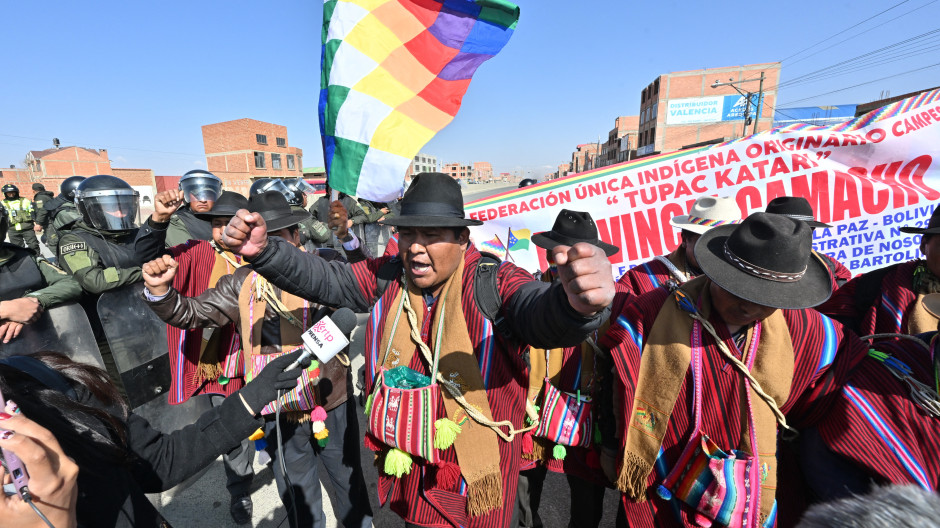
495,233 -> 514,262
504,227 -> 513,261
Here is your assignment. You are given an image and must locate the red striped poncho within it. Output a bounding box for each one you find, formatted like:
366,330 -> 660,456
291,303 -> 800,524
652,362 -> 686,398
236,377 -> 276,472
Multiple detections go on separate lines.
818,260 -> 919,336
358,246 -> 534,528
599,287 -> 868,527
818,337 -> 940,490
165,240 -> 243,404
618,254 -> 690,297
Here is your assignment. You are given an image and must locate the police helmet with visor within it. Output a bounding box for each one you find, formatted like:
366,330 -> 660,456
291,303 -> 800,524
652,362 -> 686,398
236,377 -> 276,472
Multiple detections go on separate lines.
178,170 -> 222,204
282,178 -> 318,206
61,176 -> 86,201
518,178 -> 538,188
249,178 -> 295,203
2,184 -> 19,200
74,175 -> 140,232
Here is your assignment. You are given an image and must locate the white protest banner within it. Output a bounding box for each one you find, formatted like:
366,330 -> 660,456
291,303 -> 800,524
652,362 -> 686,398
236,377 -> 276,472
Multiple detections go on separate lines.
466,89 -> 940,280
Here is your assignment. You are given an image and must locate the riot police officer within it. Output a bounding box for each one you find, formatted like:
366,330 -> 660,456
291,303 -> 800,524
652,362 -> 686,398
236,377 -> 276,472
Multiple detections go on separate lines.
165,169 -> 223,246
57,175 -> 144,295
283,178 -> 331,248
37,176 -> 84,250
0,202 -> 82,343
2,183 -> 40,254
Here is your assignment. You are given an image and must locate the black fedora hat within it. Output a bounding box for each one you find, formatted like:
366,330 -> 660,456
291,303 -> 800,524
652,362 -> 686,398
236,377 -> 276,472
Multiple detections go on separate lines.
899,207 -> 940,235
694,212 -> 832,309
765,196 -> 831,228
248,191 -> 310,232
380,172 -> 482,227
194,191 -> 248,221
532,209 -> 620,257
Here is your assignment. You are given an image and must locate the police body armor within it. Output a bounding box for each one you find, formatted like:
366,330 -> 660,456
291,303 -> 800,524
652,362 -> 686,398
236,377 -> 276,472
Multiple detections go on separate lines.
68,228 -> 139,268
4,198 -> 33,231
97,283 -> 211,433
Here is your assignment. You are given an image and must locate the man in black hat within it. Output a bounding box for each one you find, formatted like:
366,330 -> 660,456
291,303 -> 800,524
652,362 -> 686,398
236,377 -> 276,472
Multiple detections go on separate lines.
517,209 -> 619,528
819,206 -> 940,337
765,196 -> 851,289
142,191 -> 374,528
221,173 -> 615,528
599,212 -> 869,528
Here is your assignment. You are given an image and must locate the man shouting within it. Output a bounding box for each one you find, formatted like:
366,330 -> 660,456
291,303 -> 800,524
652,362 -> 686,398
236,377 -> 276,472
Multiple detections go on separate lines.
222,172 -> 615,528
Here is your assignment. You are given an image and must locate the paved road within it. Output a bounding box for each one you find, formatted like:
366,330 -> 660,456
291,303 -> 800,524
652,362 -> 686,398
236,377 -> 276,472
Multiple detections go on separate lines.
141,186 -> 622,527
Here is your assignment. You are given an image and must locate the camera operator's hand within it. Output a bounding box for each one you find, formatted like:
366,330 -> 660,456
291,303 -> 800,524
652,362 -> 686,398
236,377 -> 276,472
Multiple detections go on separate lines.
0,409 -> 79,528
141,255 -> 179,297
236,351 -> 311,415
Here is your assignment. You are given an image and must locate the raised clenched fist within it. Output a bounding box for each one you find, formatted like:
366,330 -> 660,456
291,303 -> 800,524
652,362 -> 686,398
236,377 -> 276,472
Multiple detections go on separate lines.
142,255 -> 179,296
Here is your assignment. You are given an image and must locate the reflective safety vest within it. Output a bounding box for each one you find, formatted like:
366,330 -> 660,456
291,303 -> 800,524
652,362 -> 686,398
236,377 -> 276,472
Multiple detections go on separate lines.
3,198 -> 33,230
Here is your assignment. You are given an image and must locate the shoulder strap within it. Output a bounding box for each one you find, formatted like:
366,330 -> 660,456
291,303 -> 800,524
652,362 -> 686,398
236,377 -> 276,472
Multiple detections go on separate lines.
374,256 -> 402,301
474,251 -> 513,340
372,252 -> 512,339
854,263 -> 897,312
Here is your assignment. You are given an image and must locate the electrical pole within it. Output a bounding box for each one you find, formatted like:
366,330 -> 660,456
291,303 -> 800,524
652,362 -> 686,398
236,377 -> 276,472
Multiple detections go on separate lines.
711,72 -> 767,138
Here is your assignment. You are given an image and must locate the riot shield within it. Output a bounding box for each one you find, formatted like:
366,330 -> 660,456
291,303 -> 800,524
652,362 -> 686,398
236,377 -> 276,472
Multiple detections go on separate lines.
98,283 -> 211,433
0,302 -> 104,369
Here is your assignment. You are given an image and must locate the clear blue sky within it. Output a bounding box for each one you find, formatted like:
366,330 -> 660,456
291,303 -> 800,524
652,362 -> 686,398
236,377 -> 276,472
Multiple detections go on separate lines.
2,0 -> 938,179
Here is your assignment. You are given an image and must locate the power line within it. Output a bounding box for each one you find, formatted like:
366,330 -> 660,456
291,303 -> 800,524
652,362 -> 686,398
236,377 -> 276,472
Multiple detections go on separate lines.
777,61 -> 940,106
780,0 -> 914,62
785,1 -> 939,68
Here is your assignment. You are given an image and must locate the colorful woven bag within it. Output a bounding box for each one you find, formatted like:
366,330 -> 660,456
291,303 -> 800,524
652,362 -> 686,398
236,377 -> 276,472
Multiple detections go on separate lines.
368,366 -> 440,463
656,320 -> 763,528
245,346 -> 320,416
533,381 -> 593,449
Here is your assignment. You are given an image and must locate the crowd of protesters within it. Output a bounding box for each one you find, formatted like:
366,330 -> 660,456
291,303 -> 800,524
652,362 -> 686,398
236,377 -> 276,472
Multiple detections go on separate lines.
1,169 -> 939,528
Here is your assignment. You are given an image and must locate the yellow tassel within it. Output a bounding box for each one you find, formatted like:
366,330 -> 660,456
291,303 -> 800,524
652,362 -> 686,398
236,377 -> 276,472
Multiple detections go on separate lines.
384,448 -> 412,478
433,418 -> 461,450
248,428 -> 265,442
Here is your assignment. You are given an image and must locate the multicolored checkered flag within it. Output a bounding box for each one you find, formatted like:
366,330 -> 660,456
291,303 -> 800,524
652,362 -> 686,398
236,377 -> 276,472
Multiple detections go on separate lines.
319,0 -> 520,201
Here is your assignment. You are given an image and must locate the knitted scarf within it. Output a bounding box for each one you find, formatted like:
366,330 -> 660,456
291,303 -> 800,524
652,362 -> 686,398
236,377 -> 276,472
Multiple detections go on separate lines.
619,276 -> 794,525
237,271 -> 314,422
378,257 -> 504,516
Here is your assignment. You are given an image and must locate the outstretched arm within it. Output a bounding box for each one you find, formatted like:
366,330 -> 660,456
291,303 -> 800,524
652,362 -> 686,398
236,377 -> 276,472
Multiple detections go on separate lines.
223,210 -> 373,311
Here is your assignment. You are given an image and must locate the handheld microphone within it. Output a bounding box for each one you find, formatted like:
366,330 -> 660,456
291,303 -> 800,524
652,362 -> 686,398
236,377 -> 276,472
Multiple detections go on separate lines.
288,307 -> 357,370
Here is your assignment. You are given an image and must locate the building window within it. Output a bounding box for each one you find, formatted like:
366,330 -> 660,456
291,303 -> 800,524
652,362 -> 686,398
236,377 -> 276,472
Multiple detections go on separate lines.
256,134 -> 267,145
254,151 -> 266,169
649,127 -> 655,146
287,154 -> 295,170
276,137 -> 286,147
654,79 -> 660,94
271,153 -> 282,169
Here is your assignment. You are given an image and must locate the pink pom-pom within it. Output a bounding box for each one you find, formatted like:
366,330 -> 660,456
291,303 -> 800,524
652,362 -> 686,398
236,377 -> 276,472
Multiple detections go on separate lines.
522,432 -> 534,454
363,432 -> 385,452
310,406 -> 328,422
434,461 -> 462,491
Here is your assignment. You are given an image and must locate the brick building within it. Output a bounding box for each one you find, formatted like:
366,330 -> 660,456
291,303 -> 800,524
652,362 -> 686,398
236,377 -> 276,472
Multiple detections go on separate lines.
473,161 -> 493,182
202,118 -> 304,195
598,116 -> 639,168
442,163 -> 472,181
636,62 -> 781,158
570,143 -> 600,174
1,146 -> 116,198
